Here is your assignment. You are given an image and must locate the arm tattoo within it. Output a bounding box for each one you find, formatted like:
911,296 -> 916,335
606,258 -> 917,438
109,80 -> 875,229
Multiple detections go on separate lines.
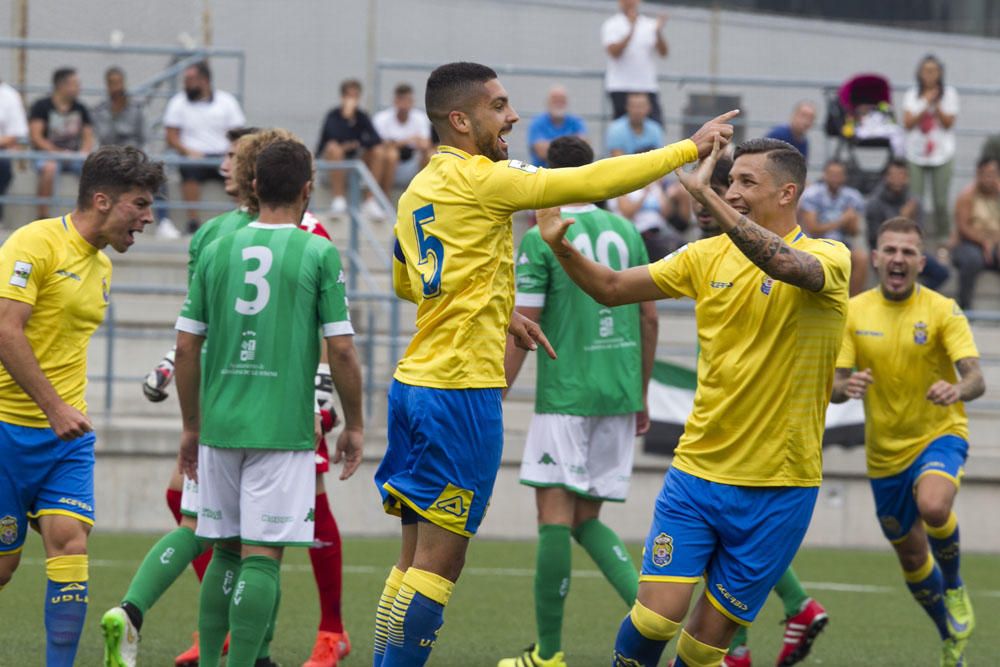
726,215 -> 826,292
955,357 -> 986,401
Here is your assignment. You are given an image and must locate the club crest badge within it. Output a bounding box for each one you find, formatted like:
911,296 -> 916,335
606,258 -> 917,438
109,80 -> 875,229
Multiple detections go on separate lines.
651,532 -> 674,567
0,515 -> 18,545
761,277 -> 774,295
913,321 -> 928,345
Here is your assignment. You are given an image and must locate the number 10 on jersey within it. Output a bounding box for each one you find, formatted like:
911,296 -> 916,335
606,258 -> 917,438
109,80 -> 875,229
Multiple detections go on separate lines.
412,204 -> 444,298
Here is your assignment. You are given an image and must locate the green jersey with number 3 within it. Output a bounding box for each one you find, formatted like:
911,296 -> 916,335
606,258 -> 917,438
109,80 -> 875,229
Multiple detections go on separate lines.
187,207 -> 254,284
177,222 -> 353,450
515,205 -> 648,415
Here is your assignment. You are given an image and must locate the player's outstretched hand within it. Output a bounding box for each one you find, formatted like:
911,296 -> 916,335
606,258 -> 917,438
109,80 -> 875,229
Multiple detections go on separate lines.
509,310 -> 557,360
926,380 -> 960,406
178,430 -> 199,482
689,109 -> 739,159
845,368 -> 874,400
333,427 -> 363,480
675,135 -> 723,203
537,207 -> 575,250
47,401 -> 93,440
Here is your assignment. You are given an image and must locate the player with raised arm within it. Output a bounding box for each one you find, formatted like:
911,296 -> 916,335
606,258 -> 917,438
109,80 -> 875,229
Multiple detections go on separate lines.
174,137 -> 363,667
0,146 -> 165,667
831,216 -> 984,667
102,129 -> 353,667
497,135 -> 658,667
535,137 -> 849,667
372,60 -> 735,667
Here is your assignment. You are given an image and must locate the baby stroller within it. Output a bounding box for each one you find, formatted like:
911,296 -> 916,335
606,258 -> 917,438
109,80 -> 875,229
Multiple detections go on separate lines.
824,73 -> 903,194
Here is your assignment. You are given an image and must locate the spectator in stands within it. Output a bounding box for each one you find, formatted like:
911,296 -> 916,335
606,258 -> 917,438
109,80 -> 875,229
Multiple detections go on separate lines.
527,85 -> 586,167
766,101 -> 816,160
605,93 -> 664,157
800,159 -> 868,295
317,78 -> 387,220
613,174 -> 689,260
902,54 -> 959,244
29,67 -> 94,218
602,0 -> 668,123
373,82 -> 432,192
865,158 -> 949,289
951,157 -> 1000,310
981,133 -> 1000,165
164,61 -> 246,234
0,74 -> 28,224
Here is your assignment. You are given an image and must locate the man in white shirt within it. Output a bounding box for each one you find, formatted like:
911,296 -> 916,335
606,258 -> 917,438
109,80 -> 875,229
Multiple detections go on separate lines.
602,0 -> 669,124
0,78 -> 28,223
163,61 -> 246,233
372,83 -> 432,192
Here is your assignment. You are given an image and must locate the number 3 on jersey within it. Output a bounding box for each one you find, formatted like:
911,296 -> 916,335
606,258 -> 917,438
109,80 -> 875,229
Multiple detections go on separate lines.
412,204 -> 444,298
235,246 -> 273,315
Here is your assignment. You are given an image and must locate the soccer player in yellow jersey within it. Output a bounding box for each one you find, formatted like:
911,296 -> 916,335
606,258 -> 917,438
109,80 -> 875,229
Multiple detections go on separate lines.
832,217 -> 984,667
372,61 -> 735,666
536,137 -> 850,667
0,146 -> 165,666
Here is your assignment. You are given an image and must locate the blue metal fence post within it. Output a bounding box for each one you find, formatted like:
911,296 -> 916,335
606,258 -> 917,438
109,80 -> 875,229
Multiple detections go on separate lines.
347,166 -> 361,295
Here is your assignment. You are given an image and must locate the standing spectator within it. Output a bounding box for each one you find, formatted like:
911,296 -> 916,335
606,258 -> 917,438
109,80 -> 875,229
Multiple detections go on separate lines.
602,0 -> 668,123
766,101 -> 816,160
29,67 -> 94,219
800,159 -> 868,295
605,93 -> 664,157
0,75 -> 28,224
902,54 -> 959,244
373,83 -> 432,192
317,78 -> 388,220
527,85 -> 587,167
951,157 -> 1000,310
163,61 -> 246,234
865,158 -> 949,289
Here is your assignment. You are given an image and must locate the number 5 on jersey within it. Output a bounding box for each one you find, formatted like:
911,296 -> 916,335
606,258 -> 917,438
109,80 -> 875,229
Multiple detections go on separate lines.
412,204 -> 444,298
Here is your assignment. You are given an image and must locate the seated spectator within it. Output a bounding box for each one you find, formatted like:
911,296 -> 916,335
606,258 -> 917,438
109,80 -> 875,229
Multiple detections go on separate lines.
799,159 -> 868,294
527,85 -> 586,167
865,158 -> 949,289
612,172 -> 689,260
951,157 -> 1000,310
373,83 -> 432,191
605,92 -> 663,157
0,74 -> 28,224
29,67 -> 94,218
765,100 -> 815,160
164,61 -> 246,233
317,78 -> 387,220
981,133 -> 1000,165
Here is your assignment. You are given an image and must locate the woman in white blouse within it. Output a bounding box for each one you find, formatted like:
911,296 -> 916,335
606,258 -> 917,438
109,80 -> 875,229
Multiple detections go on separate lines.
902,54 -> 959,244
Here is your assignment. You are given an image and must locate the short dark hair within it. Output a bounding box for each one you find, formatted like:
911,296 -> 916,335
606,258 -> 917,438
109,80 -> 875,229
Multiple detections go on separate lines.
255,138 -> 313,208
394,83 -> 414,97
733,138 -> 807,195
546,136 -> 593,169
188,61 -> 212,82
977,156 -> 1000,171
425,62 -> 497,128
226,126 -> 259,143
53,67 -> 76,88
877,216 -> 924,242
104,66 -> 124,80
340,78 -> 362,97
77,146 -> 166,209
886,157 -> 909,171
823,158 -> 847,171
711,153 -> 734,192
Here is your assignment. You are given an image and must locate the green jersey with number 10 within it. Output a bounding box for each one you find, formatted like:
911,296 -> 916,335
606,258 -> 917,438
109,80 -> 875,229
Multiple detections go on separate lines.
515,205 -> 648,416
177,222 -> 353,450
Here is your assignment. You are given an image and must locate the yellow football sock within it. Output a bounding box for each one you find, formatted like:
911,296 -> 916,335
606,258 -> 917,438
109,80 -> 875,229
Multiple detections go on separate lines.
630,601 -> 681,641
676,629 -> 728,667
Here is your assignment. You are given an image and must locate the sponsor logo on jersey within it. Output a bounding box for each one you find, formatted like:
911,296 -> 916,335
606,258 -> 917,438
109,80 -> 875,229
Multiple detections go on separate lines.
599,314 -> 615,338
710,281 -> 733,289
434,495 -> 467,517
538,453 -> 557,465
856,329 -> 884,337
305,508 -> 316,522
760,277 -> 774,296
507,160 -> 538,174
9,261 -> 32,288
102,277 -> 110,303
0,515 -> 18,545
240,331 -> 257,362
58,497 -> 93,512
715,583 -> 749,611
518,252 -> 530,265
55,269 -> 81,281
913,321 -> 928,345
651,532 -> 673,567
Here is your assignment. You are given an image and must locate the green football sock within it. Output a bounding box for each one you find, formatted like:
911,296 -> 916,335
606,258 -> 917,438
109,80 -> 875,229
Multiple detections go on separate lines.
773,567 -> 809,618
573,518 -> 638,605
256,577 -> 281,659
122,526 -> 209,615
228,555 -> 281,667
536,524 -> 572,660
728,624 -> 748,651
198,546 -> 242,667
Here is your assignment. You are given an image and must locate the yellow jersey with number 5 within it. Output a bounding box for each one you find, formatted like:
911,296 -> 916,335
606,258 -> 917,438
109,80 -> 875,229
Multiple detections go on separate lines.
392,141 -> 698,389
